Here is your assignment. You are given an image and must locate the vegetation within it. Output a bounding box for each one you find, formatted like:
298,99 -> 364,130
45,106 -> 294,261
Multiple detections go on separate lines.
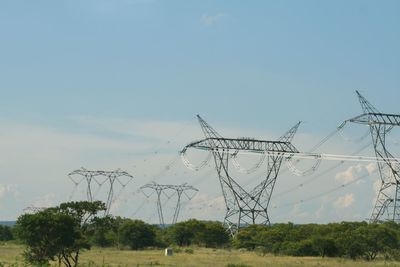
15,201 -> 106,267
0,225 -> 13,241
2,245 -> 400,267
7,201 -> 400,266
118,219 -> 156,250
167,219 -> 230,247
233,221 -> 400,260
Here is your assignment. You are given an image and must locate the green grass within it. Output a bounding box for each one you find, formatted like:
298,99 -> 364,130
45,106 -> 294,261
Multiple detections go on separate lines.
1,243 -> 400,267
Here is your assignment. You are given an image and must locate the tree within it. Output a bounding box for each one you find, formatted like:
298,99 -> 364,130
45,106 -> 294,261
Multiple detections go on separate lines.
0,225 -> 13,241
16,210 -> 76,266
56,201 -> 106,267
16,201 -> 106,267
202,222 -> 230,247
118,219 -> 156,250
233,224 -> 266,250
168,219 -> 206,246
311,236 -> 337,257
356,224 -> 399,261
280,240 -> 318,256
165,220 -> 230,248
88,215 -> 116,247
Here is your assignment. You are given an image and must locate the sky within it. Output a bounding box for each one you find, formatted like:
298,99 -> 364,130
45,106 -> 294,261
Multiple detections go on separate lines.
0,0 -> 400,223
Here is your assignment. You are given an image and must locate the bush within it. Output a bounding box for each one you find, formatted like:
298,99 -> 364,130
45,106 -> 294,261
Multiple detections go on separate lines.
118,220 -> 156,250
167,219 -> 230,247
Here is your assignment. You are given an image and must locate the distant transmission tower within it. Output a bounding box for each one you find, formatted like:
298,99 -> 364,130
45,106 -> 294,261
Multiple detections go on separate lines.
182,115 -> 300,236
348,91 -> 400,223
140,182 -> 198,227
68,168 -> 133,215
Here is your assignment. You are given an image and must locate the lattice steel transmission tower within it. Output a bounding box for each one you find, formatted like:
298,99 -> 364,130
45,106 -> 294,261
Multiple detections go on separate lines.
348,91 -> 400,223
68,168 -> 133,216
182,115 -> 300,236
140,182 -> 198,227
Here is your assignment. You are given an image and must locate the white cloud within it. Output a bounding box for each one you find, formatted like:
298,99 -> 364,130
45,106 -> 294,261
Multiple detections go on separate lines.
200,13 -> 226,26
0,184 -> 19,199
289,203 -> 309,219
335,163 -> 377,185
334,193 -> 354,208
366,163 -> 377,174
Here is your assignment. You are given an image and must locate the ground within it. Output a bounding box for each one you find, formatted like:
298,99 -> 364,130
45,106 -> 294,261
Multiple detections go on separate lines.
1,243 -> 400,267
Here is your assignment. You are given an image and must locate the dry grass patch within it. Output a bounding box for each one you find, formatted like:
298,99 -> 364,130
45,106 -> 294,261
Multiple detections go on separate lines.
2,244 -> 400,267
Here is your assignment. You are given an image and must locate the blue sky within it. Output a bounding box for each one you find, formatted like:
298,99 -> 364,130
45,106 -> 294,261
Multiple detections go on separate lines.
0,0 -> 400,222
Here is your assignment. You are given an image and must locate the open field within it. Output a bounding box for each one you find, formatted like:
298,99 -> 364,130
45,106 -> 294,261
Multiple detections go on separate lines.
1,243 -> 400,267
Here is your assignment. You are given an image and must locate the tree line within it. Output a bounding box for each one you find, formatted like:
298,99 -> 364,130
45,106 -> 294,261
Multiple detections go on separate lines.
4,201 -> 400,266
233,221 -> 400,260
11,201 -> 230,266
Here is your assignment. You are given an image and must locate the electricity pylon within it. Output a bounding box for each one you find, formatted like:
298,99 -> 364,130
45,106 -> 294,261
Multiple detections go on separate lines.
68,168 -> 133,216
348,91 -> 400,223
182,115 -> 300,236
140,182 -> 198,227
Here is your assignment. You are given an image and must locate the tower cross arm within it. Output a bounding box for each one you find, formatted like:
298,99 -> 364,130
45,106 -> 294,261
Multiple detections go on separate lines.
349,113 -> 400,126
182,137 -> 299,154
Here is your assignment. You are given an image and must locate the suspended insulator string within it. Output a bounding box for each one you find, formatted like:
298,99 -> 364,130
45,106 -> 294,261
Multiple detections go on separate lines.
181,149 -> 212,171
209,148 -> 399,164
269,122 -> 350,181
286,157 -> 322,177
231,151 -> 266,174
184,122 -> 347,190
277,121 -> 348,180
67,175 -> 85,201
162,190 -> 177,200
92,177 -> 109,199
274,162 -> 344,199
181,148 -> 398,165
274,141 -> 372,198
183,190 -> 198,200
274,168 -> 378,209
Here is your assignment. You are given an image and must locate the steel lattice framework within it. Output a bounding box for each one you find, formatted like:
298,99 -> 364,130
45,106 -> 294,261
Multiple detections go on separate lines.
140,182 -> 198,227
68,168 -> 133,216
182,115 -> 300,236
348,91 -> 400,223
